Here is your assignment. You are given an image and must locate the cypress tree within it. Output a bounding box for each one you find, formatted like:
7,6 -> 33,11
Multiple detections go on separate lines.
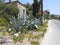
33,0 -> 40,18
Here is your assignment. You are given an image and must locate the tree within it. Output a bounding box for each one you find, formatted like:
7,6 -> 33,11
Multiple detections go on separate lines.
50,14 -> 58,19
43,10 -> 50,19
0,16 -> 9,32
0,3 -> 19,32
32,0 -> 40,18
0,0 -> 5,3
0,16 -> 8,27
0,4 -> 19,22
26,3 -> 31,15
1,0 -> 5,2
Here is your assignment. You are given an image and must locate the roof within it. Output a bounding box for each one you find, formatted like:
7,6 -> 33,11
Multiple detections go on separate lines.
5,1 -> 25,7
38,10 -> 49,15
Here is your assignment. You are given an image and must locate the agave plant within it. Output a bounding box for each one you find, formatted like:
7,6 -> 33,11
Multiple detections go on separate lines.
8,15 -> 26,33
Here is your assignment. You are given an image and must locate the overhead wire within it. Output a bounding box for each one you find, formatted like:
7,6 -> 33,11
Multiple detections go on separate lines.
0,0 -> 12,14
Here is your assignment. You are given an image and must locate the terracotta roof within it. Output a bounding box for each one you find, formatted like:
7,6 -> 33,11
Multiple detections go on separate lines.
38,10 -> 49,15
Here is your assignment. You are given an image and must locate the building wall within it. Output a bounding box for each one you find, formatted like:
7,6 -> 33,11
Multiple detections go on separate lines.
17,2 -> 26,17
16,2 -> 26,24
7,2 -> 26,18
6,2 -> 26,23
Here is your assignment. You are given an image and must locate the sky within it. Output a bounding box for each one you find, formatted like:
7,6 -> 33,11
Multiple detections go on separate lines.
5,0 -> 60,15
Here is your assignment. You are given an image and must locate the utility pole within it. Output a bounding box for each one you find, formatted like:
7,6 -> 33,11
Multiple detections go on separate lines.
40,0 -> 43,25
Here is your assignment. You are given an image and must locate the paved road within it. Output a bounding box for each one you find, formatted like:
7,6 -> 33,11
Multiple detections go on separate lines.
40,19 -> 60,45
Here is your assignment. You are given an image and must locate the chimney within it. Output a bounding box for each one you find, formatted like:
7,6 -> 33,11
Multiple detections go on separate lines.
9,0 -> 11,3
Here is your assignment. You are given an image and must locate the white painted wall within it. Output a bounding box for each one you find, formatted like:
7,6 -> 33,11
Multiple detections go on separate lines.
17,2 -> 26,17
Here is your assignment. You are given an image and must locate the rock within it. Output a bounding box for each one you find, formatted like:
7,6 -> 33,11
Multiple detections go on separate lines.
14,33 -> 19,37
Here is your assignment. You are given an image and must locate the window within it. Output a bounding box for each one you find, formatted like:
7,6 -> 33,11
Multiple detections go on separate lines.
23,9 -> 25,14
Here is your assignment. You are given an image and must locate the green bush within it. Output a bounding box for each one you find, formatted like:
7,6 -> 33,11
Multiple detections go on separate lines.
13,35 -> 24,43
38,26 -> 46,32
31,41 -> 39,45
43,21 -> 48,27
21,29 -> 29,34
26,32 -> 33,41
36,21 -> 48,38
32,35 -> 41,39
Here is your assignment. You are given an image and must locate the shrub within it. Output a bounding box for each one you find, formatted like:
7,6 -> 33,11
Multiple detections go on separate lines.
33,35 -> 41,39
43,21 -> 48,27
31,41 -> 39,45
21,29 -> 29,34
26,32 -> 33,41
13,35 -> 24,43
